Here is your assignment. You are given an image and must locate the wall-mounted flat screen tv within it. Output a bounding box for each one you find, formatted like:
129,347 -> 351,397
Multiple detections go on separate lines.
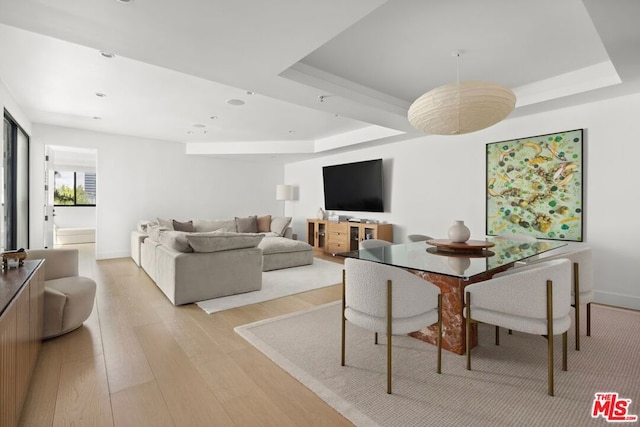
322,159 -> 384,212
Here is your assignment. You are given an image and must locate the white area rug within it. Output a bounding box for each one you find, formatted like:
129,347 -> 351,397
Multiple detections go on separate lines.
196,258 -> 343,314
236,302 -> 640,427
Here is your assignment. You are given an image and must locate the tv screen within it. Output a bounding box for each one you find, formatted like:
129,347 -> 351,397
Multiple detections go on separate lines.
322,159 -> 384,212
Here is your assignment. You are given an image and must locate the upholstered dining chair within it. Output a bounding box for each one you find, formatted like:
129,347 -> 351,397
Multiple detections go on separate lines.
521,246 -> 593,350
358,239 -> 392,250
342,258 -> 442,394
407,234 -> 433,242
464,258 -> 572,396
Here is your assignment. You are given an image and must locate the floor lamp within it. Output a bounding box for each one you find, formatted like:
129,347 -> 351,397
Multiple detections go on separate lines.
276,184 -> 294,214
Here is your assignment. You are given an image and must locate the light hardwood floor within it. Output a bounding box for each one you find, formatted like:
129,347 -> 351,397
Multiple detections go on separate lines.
19,245 -> 352,426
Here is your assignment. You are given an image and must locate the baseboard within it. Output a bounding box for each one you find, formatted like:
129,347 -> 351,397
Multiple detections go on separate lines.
594,290 -> 640,311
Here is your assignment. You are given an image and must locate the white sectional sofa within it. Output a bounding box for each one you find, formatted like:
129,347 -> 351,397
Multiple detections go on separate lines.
132,215 -> 313,305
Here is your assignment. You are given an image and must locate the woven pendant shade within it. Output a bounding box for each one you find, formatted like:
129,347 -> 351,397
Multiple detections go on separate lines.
408,80 -> 516,135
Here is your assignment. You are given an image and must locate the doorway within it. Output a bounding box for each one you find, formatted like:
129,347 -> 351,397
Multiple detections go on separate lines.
44,145 -> 97,249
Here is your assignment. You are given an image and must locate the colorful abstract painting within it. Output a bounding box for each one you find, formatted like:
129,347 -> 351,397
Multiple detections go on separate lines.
486,129 -> 584,241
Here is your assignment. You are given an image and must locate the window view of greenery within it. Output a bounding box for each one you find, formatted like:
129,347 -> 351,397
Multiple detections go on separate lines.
54,171 -> 96,206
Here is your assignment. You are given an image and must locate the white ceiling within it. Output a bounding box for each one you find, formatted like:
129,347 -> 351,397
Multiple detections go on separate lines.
0,0 -> 639,158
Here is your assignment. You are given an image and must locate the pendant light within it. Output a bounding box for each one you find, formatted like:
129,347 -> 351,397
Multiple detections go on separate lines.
408,52 -> 516,135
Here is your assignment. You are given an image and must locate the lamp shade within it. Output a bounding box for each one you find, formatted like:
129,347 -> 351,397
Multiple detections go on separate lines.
276,184 -> 294,201
408,81 -> 516,135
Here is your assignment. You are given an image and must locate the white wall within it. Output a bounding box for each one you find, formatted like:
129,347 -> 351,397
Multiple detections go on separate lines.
0,80 -> 32,134
29,124 -> 285,259
54,206 -> 96,228
285,93 -> 640,310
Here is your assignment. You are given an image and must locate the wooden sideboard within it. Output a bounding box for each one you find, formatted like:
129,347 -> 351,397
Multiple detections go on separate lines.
0,260 -> 45,427
306,219 -> 393,254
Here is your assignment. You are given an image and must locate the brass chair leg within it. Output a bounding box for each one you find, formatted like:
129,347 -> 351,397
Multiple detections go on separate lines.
437,293 -> 442,374
573,262 -> 581,351
587,302 -> 591,337
465,291 -> 471,370
562,331 -> 568,371
495,326 -> 500,346
386,280 -> 392,394
546,280 -> 554,397
341,270 -> 346,366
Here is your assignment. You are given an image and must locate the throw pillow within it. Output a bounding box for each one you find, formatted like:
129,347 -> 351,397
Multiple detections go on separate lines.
256,215 -> 272,232
193,219 -> 236,232
158,231 -> 193,253
270,216 -> 292,236
186,231 -> 264,253
235,215 -> 258,233
148,225 -> 170,242
172,219 -> 195,232
157,217 -> 174,230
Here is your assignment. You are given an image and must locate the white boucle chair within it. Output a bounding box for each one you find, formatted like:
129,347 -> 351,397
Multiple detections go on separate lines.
464,258 -> 572,396
341,257 -> 442,394
358,239 -> 392,250
521,246 -> 593,350
27,248 -> 96,339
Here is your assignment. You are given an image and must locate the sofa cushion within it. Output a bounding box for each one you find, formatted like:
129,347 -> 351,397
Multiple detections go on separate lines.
271,216 -> 292,236
236,215 -> 258,233
257,215 -> 272,232
172,219 -> 195,232
159,231 -> 193,253
186,231 -> 264,253
148,225 -> 170,242
193,219 -> 236,233
157,217 -> 174,229
137,220 -> 155,233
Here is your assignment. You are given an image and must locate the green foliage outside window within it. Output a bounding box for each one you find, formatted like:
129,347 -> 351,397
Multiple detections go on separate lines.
54,184 -> 91,205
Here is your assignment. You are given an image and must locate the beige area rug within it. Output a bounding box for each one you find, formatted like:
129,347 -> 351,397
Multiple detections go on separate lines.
235,302 -> 640,427
196,258 -> 343,314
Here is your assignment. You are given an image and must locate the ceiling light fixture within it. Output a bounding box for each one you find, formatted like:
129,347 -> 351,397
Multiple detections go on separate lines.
407,51 -> 516,135
95,92 -> 107,98
99,51 -> 115,59
245,91 -> 255,95
210,116 -> 218,120
226,99 -> 245,106
192,124 -> 206,128
115,0 -> 134,3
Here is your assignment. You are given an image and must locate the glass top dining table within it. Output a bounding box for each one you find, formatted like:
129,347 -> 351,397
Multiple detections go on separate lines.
336,238 -> 567,281
337,237 -> 568,355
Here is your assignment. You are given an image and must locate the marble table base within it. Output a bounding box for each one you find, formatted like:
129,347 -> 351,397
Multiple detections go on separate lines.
408,265 -> 512,355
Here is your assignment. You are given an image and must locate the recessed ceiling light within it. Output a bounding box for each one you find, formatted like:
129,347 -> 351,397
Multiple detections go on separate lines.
245,91 -> 255,95
210,116 -> 218,120
99,51 -> 115,59
187,131 -> 193,134
95,92 -> 107,98
115,0 -> 134,3
192,124 -> 206,128
226,99 -> 245,106
288,130 -> 295,134
93,116 -> 102,120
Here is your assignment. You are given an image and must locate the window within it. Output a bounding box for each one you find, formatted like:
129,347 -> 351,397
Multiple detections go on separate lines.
54,171 -> 96,206
3,110 -> 29,250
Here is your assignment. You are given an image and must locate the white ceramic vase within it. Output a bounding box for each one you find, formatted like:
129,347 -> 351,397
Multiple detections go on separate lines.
448,220 -> 470,243
317,207 -> 325,220
447,257 -> 471,275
